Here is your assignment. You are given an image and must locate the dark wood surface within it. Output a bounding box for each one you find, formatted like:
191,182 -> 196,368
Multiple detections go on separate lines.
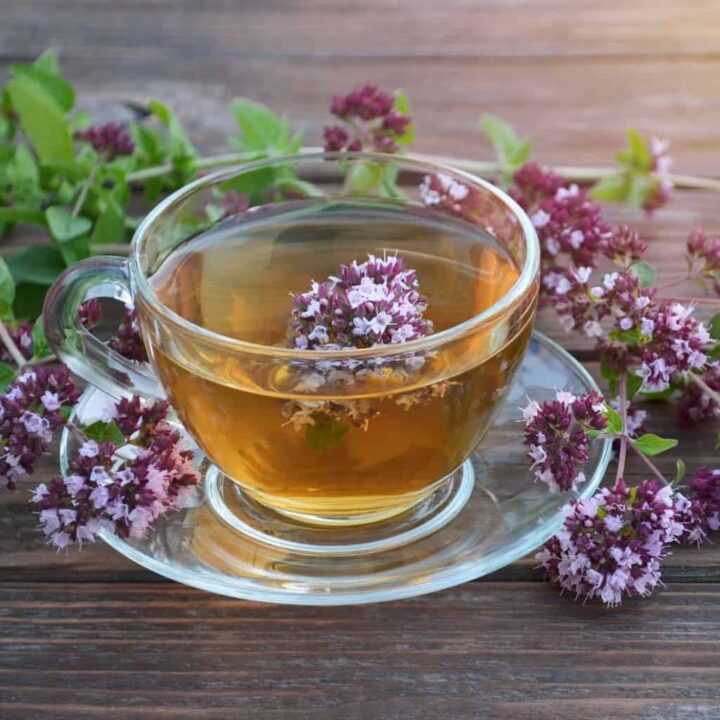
1,2 -> 720,718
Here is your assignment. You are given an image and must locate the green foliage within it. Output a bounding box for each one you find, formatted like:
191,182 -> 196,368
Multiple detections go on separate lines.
393,90 -> 415,146
629,260 -> 657,288
91,200 -> 126,245
709,313 -> 720,340
673,459 -> 686,486
81,420 -> 126,445
0,257 -> 15,320
8,246 -> 66,285
31,316 -> 52,360
305,413 -> 349,453
604,404 -> 624,435
147,99 -> 198,181
0,361 -> 15,392
590,129 -> 662,210
230,98 -> 302,156
480,113 -> 532,183
633,433 -> 678,456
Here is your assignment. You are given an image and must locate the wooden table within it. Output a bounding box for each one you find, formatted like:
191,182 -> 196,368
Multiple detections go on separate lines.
1,2 -> 720,718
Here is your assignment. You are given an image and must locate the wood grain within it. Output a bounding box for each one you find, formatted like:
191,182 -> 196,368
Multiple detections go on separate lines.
1,582 -> 720,719
1,1 -> 720,718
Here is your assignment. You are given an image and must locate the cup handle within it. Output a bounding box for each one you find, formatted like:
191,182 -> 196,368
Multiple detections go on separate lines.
43,255 -> 165,401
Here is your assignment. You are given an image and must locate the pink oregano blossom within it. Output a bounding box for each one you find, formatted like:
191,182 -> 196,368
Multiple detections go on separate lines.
32,397 -> 199,549
323,83 -> 411,153
536,478 -> 684,606
289,254 -> 433,350
522,390 -> 607,492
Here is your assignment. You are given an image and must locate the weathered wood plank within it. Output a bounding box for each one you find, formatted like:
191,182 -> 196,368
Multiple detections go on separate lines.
0,582 -> 719,719
2,0 -> 720,61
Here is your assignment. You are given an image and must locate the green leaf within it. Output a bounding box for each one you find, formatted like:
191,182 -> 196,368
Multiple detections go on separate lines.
147,99 -> 197,175
91,201 -> 126,245
600,358 -> 620,395
8,245 -> 66,285
10,64 -> 75,112
12,282 -> 49,321
6,145 -> 42,203
0,207 -> 46,226
673,459 -> 686,486
618,129 -> 653,172
45,206 -> 92,242
274,177 -> 325,199
231,97 -> 293,154
709,313 -> 720,340
0,257 -> 15,321
626,373 -> 643,401
392,90 -> 415,146
345,161 -> 386,193
6,76 -> 73,163
630,260 -> 657,288
480,113 -> 532,174
305,413 -> 349,453
633,433 -> 678,457
81,420 -> 126,445
639,386 -> 676,401
590,173 -> 631,202
31,316 -> 52,359
33,50 -> 61,76
0,361 -> 15,392
604,404 -> 623,435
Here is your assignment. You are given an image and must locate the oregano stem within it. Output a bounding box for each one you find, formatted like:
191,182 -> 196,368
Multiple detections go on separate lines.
616,373 -> 629,484
71,161 -> 99,218
629,441 -> 669,485
689,372 -> 720,406
124,148 -> 720,193
658,295 -> 720,306
126,151 -> 261,183
0,319 -> 27,368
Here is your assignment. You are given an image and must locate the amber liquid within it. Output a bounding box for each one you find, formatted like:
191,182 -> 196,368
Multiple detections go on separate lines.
144,201 -> 532,524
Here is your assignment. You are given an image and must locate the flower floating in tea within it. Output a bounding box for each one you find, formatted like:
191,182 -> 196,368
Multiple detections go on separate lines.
285,254 -> 457,448
289,253 -> 433,350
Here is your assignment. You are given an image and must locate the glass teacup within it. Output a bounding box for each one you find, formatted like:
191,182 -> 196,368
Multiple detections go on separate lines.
44,152 -> 539,527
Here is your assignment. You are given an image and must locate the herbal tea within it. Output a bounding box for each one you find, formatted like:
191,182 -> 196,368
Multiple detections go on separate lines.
144,201 -> 533,523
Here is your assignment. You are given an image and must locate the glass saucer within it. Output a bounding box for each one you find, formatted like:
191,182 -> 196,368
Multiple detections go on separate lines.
60,332 -> 611,605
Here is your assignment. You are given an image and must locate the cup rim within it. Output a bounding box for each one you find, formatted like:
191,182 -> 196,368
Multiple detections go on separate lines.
130,150 -> 539,359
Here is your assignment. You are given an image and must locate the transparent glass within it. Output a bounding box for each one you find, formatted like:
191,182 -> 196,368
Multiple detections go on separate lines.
44,152 -> 540,527
60,333 -> 612,605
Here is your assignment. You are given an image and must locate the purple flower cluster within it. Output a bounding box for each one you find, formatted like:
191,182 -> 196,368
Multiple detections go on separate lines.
509,164 -> 612,278
80,300 -> 148,363
289,254 -> 433,350
537,478 -> 684,605
544,260 -> 711,390
0,321 -> 33,364
109,305 -> 148,363
78,298 -> 103,330
602,225 -> 647,268
75,122 -> 134,160
419,172 -> 478,221
323,83 -> 411,153
523,390 -> 608,492
637,302 -> 710,392
686,229 -> 720,295
675,467 -> 720,546
32,397 -> 199,548
0,367 -> 79,490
